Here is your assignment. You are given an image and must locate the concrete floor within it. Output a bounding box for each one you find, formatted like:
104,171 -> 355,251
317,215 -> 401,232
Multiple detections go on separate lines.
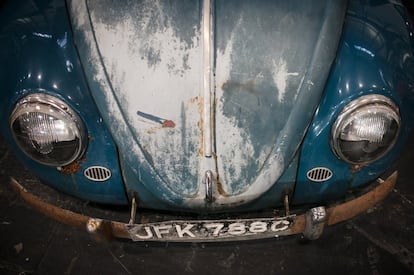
1,132 -> 414,275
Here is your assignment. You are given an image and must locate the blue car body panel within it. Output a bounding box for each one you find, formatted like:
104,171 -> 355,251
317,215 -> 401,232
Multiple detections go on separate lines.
0,0 -> 413,214
295,0 -> 414,204
0,0 -> 127,204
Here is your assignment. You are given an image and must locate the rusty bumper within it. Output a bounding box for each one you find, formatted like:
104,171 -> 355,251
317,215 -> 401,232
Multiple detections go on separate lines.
10,172 -> 397,242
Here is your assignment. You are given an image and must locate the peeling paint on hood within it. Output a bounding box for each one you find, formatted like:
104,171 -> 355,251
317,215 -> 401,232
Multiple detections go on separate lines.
80,0 -> 203,198
68,0 -> 346,210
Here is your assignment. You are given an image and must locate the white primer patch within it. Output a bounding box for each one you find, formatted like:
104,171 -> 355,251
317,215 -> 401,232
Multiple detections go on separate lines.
88,4 -> 203,196
68,1 -> 190,203
272,59 -> 299,102
214,23 -> 256,195
213,16 -> 285,200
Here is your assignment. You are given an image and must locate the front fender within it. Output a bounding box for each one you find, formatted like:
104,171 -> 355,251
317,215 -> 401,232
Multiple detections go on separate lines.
294,0 -> 414,204
0,0 -> 128,204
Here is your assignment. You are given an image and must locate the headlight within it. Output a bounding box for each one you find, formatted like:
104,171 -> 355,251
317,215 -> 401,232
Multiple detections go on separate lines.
10,93 -> 87,166
331,94 -> 400,164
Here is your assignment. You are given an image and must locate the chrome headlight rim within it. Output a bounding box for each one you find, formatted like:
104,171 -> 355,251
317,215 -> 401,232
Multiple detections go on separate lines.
331,94 -> 401,165
9,92 -> 87,167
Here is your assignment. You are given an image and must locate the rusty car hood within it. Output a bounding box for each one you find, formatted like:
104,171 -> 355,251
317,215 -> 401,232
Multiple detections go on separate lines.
68,0 -> 346,209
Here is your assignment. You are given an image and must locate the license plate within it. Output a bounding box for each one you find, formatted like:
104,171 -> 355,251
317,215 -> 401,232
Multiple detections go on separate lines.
126,216 -> 294,242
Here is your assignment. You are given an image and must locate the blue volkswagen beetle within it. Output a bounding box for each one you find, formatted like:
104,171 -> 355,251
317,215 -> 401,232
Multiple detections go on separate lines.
1,0 -> 414,241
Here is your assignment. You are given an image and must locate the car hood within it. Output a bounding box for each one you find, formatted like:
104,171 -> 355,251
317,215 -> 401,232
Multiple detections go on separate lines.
68,0 -> 346,209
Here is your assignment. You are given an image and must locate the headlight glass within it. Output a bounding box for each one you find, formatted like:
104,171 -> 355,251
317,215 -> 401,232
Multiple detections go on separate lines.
10,93 -> 87,166
331,94 -> 400,164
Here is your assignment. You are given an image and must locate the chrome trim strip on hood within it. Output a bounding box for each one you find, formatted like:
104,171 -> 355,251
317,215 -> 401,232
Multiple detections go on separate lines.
203,0 -> 213,157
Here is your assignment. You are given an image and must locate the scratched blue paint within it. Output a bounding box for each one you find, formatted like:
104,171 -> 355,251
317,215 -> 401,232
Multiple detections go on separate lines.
75,0 -> 203,202
137,111 -> 167,125
89,0 -> 201,70
214,0 -> 346,194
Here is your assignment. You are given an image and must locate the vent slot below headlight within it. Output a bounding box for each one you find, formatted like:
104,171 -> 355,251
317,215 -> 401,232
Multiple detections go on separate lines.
84,166 -> 111,182
306,167 -> 333,182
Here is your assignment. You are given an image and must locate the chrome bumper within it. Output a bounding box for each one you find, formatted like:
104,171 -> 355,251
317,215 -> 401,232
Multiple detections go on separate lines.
10,171 -> 397,242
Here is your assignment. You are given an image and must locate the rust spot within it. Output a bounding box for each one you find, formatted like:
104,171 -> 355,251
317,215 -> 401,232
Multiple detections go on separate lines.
146,127 -> 157,134
216,181 -> 229,197
219,200 -> 246,207
88,136 -> 94,141
197,120 -> 204,156
197,96 -> 204,156
189,96 -> 199,103
162,120 -> 176,128
351,163 -> 368,174
86,218 -> 114,242
60,161 -> 81,175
